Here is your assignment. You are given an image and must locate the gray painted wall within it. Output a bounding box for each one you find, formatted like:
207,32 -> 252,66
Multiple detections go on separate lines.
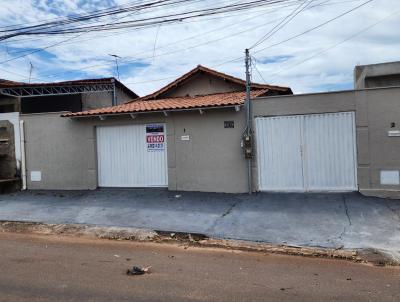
81,91 -> 113,111
21,112 -> 97,190
253,87 -> 400,197
80,87 -> 134,111
168,109 -> 247,193
22,108 -> 247,193
116,86 -> 134,104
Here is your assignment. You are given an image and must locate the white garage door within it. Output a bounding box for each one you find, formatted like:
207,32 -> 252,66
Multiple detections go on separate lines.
96,124 -> 168,187
255,112 -> 357,192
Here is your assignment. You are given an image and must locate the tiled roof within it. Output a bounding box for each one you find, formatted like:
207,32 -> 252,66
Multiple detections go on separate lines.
0,79 -> 23,86
62,89 -> 269,117
0,77 -> 138,98
138,65 -> 292,101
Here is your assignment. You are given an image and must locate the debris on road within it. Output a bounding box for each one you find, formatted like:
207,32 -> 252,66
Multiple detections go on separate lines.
280,287 -> 293,291
126,266 -> 152,276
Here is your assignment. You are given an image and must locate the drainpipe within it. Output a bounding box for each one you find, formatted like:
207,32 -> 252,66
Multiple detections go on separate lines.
19,120 -> 27,190
244,48 -> 252,194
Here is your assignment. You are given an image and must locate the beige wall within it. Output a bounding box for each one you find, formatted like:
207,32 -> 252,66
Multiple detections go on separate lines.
161,73 -> 244,98
21,112 -> 97,190
22,113 -> 168,190
253,87 -> 400,197
22,107 -> 247,193
168,109 -> 247,193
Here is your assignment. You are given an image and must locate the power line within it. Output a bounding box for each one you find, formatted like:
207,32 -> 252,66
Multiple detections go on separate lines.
14,1 -> 302,81
251,56 -> 267,83
252,0 -> 374,54
0,0 -> 293,69
0,0 -> 339,78
0,0 -> 186,34
12,0 -> 362,47
28,0 -> 351,83
0,0 -> 148,30
215,0 -> 374,67
249,0 -> 314,49
124,0 -> 379,86
0,0 -> 291,40
0,0 -> 376,86
267,9 -> 399,77
0,0 -> 182,64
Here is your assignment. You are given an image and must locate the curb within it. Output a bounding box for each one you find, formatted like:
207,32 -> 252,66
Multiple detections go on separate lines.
0,220 -> 396,266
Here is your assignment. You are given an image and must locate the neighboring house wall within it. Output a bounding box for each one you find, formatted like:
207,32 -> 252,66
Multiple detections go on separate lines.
0,95 -> 19,113
81,91 -> 113,111
21,108 -> 247,193
81,87 -> 134,110
0,112 -> 21,171
253,87 -> 400,197
161,73 -> 244,98
116,86 -> 134,104
354,61 -> 400,89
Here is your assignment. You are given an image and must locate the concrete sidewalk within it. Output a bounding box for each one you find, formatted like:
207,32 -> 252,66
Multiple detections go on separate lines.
0,189 -> 399,259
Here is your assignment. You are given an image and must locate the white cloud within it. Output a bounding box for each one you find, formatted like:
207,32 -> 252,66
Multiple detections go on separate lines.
0,0 -> 398,96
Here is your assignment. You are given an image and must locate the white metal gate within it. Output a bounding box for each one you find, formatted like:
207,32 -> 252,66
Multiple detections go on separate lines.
255,112 -> 357,192
96,124 -> 168,187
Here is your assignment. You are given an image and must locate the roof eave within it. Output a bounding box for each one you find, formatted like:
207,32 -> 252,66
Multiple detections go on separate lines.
62,104 -> 244,119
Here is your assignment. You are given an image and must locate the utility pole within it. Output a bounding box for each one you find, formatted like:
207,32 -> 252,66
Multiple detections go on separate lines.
244,48 -> 253,194
108,54 -> 121,81
245,49 -> 251,134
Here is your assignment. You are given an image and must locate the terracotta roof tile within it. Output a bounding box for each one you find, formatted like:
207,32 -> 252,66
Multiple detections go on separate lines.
62,89 -> 269,117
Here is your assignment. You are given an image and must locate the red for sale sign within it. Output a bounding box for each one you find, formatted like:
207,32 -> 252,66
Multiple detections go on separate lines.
146,134 -> 164,143
146,124 -> 165,151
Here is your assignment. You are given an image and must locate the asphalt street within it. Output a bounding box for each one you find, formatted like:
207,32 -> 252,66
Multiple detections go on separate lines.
0,232 -> 399,302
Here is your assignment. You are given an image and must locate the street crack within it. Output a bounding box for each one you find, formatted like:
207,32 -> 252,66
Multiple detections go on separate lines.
339,195 -> 352,240
342,195 -> 352,226
221,201 -> 238,217
205,199 -> 242,234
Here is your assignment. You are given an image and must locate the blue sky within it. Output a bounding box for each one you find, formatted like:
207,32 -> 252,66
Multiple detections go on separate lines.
0,0 -> 399,96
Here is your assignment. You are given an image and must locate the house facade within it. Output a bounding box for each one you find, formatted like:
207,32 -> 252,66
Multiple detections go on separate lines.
22,65 -> 291,193
3,62 -> 400,198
